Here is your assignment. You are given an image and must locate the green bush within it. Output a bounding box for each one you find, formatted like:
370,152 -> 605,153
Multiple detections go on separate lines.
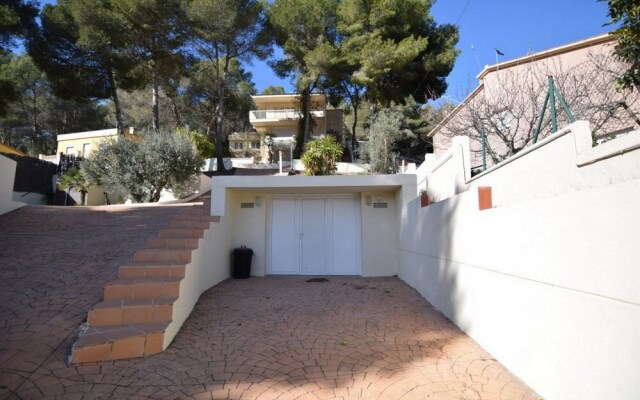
81,131 -> 204,202
301,135 -> 343,176
57,167 -> 91,205
189,131 -> 216,159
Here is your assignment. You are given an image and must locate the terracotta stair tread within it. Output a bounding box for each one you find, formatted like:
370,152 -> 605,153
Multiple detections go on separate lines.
73,322 -> 169,362
76,322 -> 169,347
88,297 -> 178,326
158,228 -> 206,239
119,264 -> 186,279
147,238 -> 200,249
107,277 -> 183,285
134,249 -> 192,264
94,297 -> 178,308
104,277 -> 182,300
167,220 -> 210,229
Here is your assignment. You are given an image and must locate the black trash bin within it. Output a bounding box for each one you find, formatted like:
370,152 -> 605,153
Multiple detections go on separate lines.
232,246 -> 253,279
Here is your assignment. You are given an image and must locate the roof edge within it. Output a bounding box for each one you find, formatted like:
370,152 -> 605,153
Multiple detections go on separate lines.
477,33 -> 615,80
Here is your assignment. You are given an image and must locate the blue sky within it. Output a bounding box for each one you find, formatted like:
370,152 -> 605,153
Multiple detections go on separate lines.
250,0 -> 614,101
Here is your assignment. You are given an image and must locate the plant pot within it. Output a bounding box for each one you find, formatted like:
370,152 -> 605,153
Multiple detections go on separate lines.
420,194 -> 429,208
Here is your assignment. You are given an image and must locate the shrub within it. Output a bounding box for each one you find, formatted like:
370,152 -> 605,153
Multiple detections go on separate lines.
364,109 -> 406,174
82,131 -> 204,202
188,131 -> 216,159
57,167 -> 91,205
301,135 -> 343,176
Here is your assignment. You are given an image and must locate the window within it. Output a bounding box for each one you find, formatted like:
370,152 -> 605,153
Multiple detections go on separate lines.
66,146 -> 75,155
233,142 -> 243,150
251,142 -> 260,149
491,109 -> 512,132
82,143 -> 91,157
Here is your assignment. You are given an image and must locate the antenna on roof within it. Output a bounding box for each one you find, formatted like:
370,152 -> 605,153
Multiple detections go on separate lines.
495,48 -> 504,81
471,44 -> 482,70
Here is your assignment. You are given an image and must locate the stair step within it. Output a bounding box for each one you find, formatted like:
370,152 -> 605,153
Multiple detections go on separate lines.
88,298 -> 176,326
167,220 -> 211,229
158,228 -> 205,239
173,213 -> 217,222
104,277 -> 182,300
119,264 -> 186,279
147,238 -> 199,250
177,207 -> 208,216
134,249 -> 192,264
72,322 -> 168,363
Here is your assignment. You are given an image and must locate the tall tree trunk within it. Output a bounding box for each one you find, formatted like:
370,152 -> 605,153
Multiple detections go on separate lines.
214,73 -> 226,172
171,97 -> 182,127
303,86 -> 312,144
151,64 -> 160,133
108,70 -> 124,136
350,105 -> 359,162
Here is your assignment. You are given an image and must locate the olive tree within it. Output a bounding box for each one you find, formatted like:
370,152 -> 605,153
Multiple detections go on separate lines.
82,131 -> 204,202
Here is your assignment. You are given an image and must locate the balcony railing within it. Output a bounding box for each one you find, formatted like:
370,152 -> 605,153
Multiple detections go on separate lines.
250,109 -> 325,121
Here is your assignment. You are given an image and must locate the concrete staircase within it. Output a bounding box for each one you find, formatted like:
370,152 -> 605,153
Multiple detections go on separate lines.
71,201 -> 213,363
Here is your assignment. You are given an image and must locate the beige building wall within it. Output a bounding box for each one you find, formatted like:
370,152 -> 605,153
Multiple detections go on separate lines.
56,128 -> 136,157
249,94 -> 342,153
431,34 -> 640,169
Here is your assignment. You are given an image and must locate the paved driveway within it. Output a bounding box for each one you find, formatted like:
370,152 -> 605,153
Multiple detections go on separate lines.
0,205 -> 538,399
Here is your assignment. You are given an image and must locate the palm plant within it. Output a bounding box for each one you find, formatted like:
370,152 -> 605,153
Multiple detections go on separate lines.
301,135 -> 343,175
57,167 -> 91,205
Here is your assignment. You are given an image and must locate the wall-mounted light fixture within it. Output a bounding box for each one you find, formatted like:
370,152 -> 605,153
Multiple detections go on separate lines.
365,195 -> 372,206
255,196 -> 262,207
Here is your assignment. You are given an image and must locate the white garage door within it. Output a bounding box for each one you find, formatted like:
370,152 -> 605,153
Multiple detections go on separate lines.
268,195 -> 361,275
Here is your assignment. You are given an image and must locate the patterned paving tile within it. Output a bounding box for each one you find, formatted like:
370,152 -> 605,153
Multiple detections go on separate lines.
0,205 -> 539,399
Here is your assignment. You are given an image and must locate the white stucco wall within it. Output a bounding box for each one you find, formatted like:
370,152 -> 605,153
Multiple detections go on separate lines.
400,122 -> 640,399
164,198 -> 234,348
360,191 -> 398,276
231,190 -> 268,276
0,155 -> 24,215
418,121 -> 640,206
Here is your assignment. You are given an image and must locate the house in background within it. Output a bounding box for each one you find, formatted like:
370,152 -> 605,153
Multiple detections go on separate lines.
429,34 -> 640,169
56,127 -> 136,158
230,93 -> 343,162
38,127 -> 137,205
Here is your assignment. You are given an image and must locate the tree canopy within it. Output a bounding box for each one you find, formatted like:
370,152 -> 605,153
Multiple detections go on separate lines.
602,0 -> 640,92
0,0 -> 462,172
0,0 -> 38,116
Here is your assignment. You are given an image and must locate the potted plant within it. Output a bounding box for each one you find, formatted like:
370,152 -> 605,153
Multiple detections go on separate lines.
420,189 -> 429,208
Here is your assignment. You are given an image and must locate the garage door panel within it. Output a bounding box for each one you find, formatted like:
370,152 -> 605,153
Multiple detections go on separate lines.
269,196 -> 360,276
301,199 -> 326,274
